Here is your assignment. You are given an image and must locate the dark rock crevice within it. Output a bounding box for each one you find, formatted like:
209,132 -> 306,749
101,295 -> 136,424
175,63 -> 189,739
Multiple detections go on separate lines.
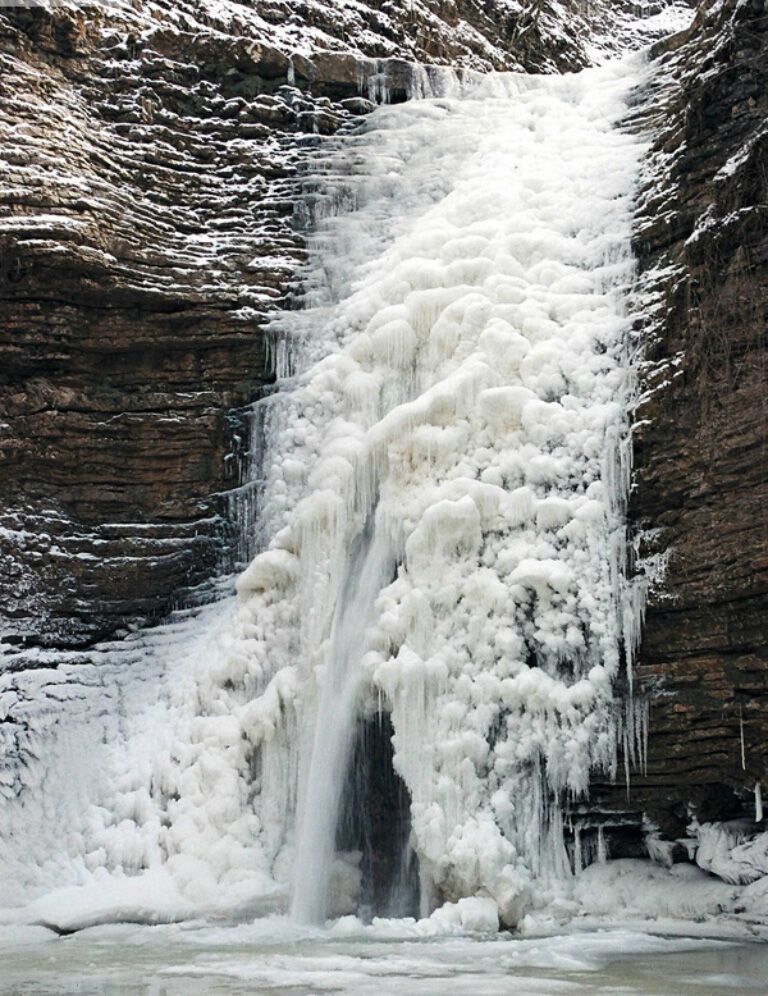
336,713 -> 420,919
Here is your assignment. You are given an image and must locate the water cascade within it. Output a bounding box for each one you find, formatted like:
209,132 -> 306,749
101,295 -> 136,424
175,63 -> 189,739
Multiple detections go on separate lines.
290,517 -> 397,922
253,55 -> 650,924
0,53 -> 655,930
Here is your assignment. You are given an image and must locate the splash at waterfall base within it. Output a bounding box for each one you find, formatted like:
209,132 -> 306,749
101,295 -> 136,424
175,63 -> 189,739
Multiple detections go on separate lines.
3,41 -> 768,940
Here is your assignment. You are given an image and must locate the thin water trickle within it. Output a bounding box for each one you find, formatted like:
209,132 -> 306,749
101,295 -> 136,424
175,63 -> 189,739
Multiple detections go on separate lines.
291,516 -> 397,923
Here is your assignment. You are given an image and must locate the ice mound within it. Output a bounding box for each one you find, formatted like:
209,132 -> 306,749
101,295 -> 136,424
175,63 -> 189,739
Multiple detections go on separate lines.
243,56 -> 650,923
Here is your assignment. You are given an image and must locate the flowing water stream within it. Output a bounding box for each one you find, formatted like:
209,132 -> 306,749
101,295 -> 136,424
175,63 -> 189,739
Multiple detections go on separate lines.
291,518 -> 397,923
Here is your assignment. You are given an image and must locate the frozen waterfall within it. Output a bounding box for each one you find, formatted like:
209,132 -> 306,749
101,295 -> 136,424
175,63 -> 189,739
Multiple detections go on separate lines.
0,53 -> 652,930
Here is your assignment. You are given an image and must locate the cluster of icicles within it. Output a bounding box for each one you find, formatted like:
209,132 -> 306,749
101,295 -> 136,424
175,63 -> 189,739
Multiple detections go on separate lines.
236,55 -> 652,925
3,55 -> 656,928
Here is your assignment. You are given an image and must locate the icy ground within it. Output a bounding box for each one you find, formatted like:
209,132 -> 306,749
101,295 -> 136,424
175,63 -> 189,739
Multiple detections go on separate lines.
1,918 -> 768,996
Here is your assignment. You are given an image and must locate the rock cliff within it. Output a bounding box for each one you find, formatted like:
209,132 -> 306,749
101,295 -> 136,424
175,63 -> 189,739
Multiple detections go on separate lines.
591,0 -> 768,846
0,0 -> 669,651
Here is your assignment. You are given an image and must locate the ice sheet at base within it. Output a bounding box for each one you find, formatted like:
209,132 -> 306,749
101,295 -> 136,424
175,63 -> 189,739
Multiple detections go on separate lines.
1,920 -> 767,996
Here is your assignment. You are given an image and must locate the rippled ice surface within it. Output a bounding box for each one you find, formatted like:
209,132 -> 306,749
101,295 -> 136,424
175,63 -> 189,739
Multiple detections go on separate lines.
3,921 -> 768,995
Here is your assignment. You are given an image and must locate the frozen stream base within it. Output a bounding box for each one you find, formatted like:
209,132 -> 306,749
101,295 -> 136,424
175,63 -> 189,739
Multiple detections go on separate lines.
1,916 -> 768,996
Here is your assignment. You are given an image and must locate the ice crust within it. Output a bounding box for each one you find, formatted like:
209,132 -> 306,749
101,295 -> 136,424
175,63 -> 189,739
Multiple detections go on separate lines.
2,913 -> 765,996
272,57 -> 652,923
693,822 -> 768,886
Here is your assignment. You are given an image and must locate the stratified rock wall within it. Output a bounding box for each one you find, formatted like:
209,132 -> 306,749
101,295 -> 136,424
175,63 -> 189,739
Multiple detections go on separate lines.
593,0 -> 768,839
0,7 -> 307,648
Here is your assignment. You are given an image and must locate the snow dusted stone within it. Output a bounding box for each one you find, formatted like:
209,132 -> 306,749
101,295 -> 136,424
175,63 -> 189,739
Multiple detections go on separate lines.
694,823 -> 768,886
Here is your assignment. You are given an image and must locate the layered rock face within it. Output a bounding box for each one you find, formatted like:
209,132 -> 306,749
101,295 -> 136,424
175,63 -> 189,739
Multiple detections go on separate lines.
593,0 -> 768,842
0,0 -> 655,652
0,5 -> 304,649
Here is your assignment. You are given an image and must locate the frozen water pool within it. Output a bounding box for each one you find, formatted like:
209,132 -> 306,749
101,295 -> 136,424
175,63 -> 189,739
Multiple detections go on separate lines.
2,921 -> 767,995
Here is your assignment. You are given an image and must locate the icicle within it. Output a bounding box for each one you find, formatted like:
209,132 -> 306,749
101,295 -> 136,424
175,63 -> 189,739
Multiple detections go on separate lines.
624,732 -> 631,801
573,823 -> 583,875
408,63 -> 431,101
365,61 -> 391,105
597,825 -> 608,865
740,705 -> 746,771
627,700 -> 637,772
755,782 -> 763,824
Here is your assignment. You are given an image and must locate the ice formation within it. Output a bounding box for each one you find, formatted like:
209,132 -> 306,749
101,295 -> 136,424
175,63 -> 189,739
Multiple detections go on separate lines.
268,57 -> 650,924
1,50 -> 674,929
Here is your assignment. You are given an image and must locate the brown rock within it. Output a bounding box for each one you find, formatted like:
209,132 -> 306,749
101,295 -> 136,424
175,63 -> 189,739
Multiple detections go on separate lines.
590,0 -> 768,844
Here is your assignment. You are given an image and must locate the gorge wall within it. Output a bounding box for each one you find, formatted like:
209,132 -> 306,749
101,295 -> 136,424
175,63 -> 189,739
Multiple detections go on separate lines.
591,0 -> 768,847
